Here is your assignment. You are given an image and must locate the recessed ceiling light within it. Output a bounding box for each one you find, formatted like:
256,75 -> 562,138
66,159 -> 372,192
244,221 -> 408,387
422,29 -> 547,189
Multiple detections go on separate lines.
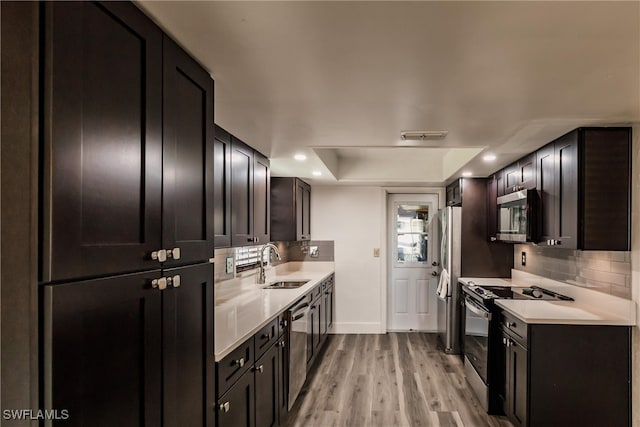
483,154 -> 497,162
294,153 -> 307,161
462,171 -> 473,177
312,171 -> 322,177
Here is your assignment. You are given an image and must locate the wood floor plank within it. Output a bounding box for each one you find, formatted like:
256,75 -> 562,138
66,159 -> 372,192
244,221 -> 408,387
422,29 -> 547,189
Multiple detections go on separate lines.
287,333 -> 513,427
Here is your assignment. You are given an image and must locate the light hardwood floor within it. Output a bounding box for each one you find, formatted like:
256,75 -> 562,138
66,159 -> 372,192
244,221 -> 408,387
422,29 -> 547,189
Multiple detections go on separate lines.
287,333 -> 513,427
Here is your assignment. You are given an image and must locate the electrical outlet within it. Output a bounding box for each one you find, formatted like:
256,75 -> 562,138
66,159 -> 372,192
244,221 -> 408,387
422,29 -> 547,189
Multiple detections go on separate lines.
226,257 -> 234,274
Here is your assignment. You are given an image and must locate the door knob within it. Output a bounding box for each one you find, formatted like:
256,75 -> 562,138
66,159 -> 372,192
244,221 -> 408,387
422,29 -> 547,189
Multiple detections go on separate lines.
432,261 -> 439,267
431,271 -> 438,277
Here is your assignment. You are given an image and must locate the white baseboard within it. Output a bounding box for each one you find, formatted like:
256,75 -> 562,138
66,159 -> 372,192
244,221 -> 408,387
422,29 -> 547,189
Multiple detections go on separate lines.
329,322 -> 384,334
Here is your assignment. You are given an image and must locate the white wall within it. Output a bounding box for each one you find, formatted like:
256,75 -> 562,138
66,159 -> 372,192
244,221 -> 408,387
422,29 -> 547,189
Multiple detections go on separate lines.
631,125 -> 640,425
311,186 -> 386,333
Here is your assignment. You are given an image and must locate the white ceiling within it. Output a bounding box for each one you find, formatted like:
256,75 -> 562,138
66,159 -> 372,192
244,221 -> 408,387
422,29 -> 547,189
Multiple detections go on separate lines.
137,1 -> 640,185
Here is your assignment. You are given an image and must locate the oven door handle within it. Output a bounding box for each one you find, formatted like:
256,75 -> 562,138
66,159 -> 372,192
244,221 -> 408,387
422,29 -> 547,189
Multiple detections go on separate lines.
464,298 -> 492,320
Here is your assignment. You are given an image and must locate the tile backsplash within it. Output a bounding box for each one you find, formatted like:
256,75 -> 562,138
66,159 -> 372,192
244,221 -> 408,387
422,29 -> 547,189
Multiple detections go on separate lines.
213,240 -> 334,283
514,244 -> 632,299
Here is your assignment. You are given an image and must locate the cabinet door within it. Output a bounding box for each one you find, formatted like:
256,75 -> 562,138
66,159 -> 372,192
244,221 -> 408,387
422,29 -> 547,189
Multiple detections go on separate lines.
536,144 -> 556,244
321,287 -> 329,337
554,132 -> 578,249
253,152 -> 271,244
43,1 -> 162,282
518,153 -> 536,190
214,126 -> 232,248
277,337 -> 289,425
327,285 -> 334,330
162,263 -> 214,427
162,37 -> 215,265
486,175 -> 498,241
509,340 -> 528,427
255,343 -> 279,427
44,271 -> 162,427
496,170 -> 506,197
216,370 -> 255,427
231,139 -> 254,246
504,334 -> 528,427
504,164 -> 520,194
295,181 -> 305,241
307,304 -> 316,362
302,183 -> 311,240
312,297 -> 322,352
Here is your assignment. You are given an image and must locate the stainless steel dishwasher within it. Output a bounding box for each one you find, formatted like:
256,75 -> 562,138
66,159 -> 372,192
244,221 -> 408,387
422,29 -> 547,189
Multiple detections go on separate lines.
287,297 -> 310,409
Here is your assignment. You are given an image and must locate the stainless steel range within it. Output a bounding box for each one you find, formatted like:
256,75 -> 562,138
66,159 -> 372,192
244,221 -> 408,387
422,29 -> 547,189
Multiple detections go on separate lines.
461,282 -> 572,414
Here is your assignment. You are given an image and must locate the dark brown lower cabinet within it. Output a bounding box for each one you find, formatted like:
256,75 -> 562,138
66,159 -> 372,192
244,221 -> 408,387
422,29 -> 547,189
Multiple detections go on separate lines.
217,368 -> 255,427
45,263 -> 214,427
216,336 -> 287,427
499,313 -> 631,427
255,343 -> 279,427
502,330 -> 528,427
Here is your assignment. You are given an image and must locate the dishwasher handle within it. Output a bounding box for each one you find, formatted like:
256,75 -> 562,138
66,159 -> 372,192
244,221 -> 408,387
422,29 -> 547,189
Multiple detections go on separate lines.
291,303 -> 310,321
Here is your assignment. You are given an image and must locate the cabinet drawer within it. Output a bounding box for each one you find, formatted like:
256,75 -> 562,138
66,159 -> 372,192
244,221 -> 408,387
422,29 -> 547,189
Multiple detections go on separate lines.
217,336 -> 254,396
255,317 -> 279,359
501,311 -> 528,347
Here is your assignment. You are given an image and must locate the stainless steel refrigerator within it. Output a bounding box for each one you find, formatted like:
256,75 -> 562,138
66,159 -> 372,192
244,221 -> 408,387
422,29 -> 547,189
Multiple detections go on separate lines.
434,206 -> 462,354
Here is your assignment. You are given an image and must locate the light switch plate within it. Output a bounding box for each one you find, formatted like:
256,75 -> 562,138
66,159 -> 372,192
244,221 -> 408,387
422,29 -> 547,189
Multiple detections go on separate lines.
226,257 -> 234,274
373,248 -> 380,257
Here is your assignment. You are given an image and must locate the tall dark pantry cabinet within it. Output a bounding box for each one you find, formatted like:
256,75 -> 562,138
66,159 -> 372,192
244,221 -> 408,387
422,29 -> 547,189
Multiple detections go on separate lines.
40,3 -> 215,426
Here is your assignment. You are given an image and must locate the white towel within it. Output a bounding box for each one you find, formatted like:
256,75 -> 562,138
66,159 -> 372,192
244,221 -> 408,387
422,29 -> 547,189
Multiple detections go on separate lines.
437,268 -> 449,299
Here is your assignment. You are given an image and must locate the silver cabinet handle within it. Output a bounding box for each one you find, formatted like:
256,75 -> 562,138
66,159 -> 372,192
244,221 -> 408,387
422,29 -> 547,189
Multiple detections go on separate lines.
150,249 -> 167,263
167,275 -> 181,288
261,333 -> 272,340
279,341 -> 285,348
167,247 -> 181,260
151,277 -> 167,291
506,322 -> 516,328
219,402 -> 230,413
254,364 -> 264,373
490,237 -> 497,242
233,358 -> 245,368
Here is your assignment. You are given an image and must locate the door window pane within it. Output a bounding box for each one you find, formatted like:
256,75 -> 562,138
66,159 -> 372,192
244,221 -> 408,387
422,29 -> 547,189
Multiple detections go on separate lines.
396,204 -> 429,263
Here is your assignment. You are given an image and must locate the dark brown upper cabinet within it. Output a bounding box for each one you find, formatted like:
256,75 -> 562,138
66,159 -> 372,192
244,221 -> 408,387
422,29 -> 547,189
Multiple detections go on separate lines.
231,138 -> 271,246
503,153 -> 536,194
486,174 -> 498,242
162,36 -> 215,266
271,177 -> 312,241
446,179 -> 463,206
536,127 -> 631,250
42,1 -> 163,282
214,126 -> 232,248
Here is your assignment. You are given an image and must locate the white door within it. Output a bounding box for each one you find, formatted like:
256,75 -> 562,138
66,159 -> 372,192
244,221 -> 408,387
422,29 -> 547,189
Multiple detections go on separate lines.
387,193 -> 439,331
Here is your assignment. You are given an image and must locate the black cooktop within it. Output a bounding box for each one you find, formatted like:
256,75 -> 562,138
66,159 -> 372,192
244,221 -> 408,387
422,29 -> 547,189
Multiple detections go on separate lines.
462,283 -> 573,305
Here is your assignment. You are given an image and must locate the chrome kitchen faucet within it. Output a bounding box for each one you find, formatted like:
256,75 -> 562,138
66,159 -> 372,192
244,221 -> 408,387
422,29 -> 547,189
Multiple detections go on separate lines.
258,243 -> 281,284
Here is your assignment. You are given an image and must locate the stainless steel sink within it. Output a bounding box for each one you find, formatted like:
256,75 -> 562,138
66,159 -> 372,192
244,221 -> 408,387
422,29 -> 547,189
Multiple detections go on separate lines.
263,280 -> 309,289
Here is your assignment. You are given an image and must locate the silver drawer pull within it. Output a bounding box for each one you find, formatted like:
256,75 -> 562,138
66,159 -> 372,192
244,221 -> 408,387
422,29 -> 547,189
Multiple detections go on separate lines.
151,277 -> 167,291
254,364 -> 264,373
219,402 -> 230,413
233,358 -> 245,368
261,333 -> 272,340
167,247 -> 181,260
506,322 -> 516,328
150,249 -> 167,263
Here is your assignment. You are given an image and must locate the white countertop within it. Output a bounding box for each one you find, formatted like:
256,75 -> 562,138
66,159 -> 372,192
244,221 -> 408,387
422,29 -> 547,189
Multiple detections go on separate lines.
214,261 -> 335,361
459,271 -> 636,326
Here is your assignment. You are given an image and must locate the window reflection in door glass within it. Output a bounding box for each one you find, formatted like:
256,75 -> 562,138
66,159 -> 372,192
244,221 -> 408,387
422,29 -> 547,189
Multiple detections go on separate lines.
396,204 -> 429,263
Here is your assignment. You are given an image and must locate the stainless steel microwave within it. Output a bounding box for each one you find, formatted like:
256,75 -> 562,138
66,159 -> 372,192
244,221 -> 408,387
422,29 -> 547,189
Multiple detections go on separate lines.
496,189 -> 539,243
